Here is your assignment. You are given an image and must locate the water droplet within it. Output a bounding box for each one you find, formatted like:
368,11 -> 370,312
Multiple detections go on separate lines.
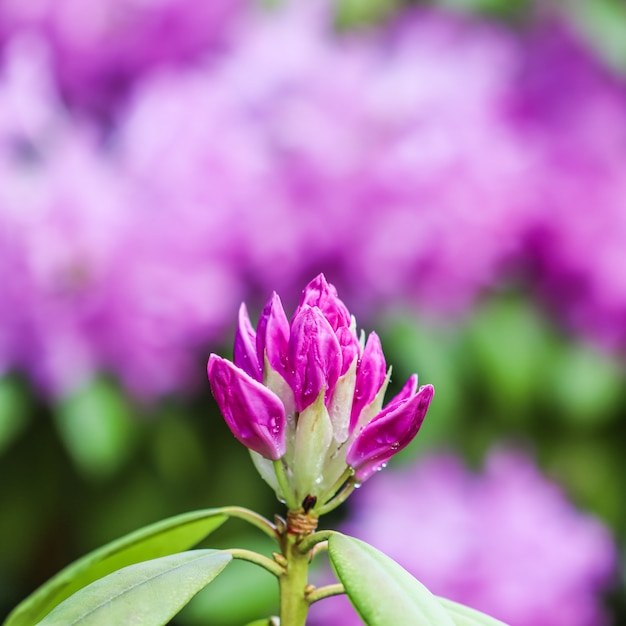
390,442 -> 400,450
270,416 -> 281,434
354,482 -> 362,489
314,476 -> 323,485
381,462 -> 387,469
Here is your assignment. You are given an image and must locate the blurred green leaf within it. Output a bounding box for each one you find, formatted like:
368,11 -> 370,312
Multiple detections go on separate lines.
5,509 -> 229,626
438,597 -> 508,626
381,314 -> 462,448
52,378 -> 138,479
571,0 -> 626,73
465,299 -> 552,420
336,0 -> 401,28
549,342 -> 623,427
328,533 -> 455,625
435,0 -> 526,20
0,377 -> 31,456
36,550 -> 231,626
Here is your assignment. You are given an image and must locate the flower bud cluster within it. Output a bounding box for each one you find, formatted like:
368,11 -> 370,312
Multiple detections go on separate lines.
208,274 -> 433,513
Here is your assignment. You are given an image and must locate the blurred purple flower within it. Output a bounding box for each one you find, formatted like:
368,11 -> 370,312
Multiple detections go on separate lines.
0,0 -> 243,117
116,4 -> 531,315
0,39 -> 242,397
509,25 -> 626,353
310,449 -> 617,626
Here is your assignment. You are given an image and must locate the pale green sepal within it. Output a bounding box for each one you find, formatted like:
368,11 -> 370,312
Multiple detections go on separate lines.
249,449 -> 282,497
36,550 -> 231,626
351,367 -> 392,437
243,619 -> 278,626
328,356 -> 358,444
328,534 -> 455,626
438,597 -> 510,626
293,390 -> 333,501
5,509 -> 229,626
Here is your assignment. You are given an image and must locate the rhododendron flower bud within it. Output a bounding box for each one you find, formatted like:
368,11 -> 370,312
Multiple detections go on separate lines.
207,355 -> 286,460
207,274 -> 434,515
346,379 -> 434,481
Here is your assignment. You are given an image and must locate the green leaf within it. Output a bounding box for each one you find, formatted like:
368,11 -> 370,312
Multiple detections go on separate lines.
328,534 -> 455,626
0,376 -> 31,456
53,378 -> 138,479
36,550 -> 232,626
5,509 -> 229,626
439,597 -> 509,626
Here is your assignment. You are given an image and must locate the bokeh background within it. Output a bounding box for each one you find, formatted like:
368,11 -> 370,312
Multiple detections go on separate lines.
1,0 -> 626,624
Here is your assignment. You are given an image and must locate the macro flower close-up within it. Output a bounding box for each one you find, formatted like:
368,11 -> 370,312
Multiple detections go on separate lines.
208,274 -> 434,516
2,0 -> 626,624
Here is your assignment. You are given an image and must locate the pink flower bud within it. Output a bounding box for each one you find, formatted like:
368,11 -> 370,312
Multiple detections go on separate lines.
207,354 -> 286,460
297,274 -> 351,331
349,332 -> 387,432
233,303 -> 262,381
346,383 -> 434,482
336,326 -> 360,376
288,306 -> 342,412
256,291 -> 290,379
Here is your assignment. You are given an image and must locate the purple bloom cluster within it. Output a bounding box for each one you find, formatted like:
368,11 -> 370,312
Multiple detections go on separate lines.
0,39 -> 243,397
511,27 -> 626,352
311,449 -> 617,626
1,3 -> 626,397
208,275 -> 433,510
0,0 -> 243,117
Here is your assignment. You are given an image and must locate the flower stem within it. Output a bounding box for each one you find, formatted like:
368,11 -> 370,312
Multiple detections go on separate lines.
316,478 -> 358,516
279,533 -> 311,626
225,548 -> 285,577
306,583 -> 345,604
220,506 -> 279,542
273,459 -> 299,510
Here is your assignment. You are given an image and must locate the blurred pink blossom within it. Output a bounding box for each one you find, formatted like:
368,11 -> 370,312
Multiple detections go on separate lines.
0,39 -> 242,397
510,26 -> 626,353
0,0 -> 243,116
117,4 -> 532,315
311,449 -> 617,626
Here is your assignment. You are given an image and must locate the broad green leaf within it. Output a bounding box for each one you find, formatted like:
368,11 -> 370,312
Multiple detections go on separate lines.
328,534 -> 455,626
5,509 -> 229,626
0,376 -> 30,456
36,550 -> 232,626
53,378 -> 138,479
439,597 -> 509,626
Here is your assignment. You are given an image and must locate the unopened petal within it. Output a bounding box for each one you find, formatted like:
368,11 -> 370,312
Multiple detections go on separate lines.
207,354 -> 286,460
256,291 -> 290,380
350,332 -> 387,431
296,273 -> 351,331
346,384 -> 434,481
233,303 -> 262,381
288,306 -> 342,411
